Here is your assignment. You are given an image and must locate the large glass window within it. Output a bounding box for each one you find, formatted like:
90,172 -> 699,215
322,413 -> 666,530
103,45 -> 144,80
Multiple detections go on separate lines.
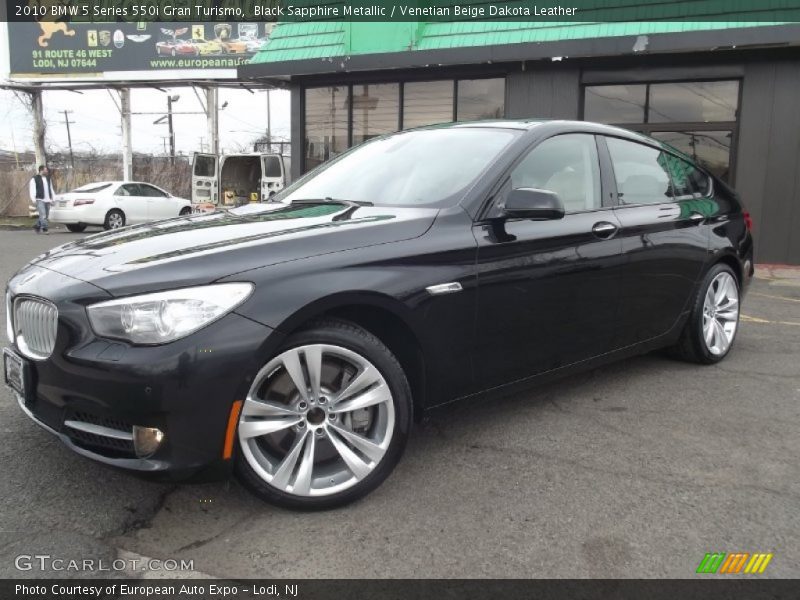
303,77 -> 507,173
305,86 -> 350,171
584,84 -> 646,124
457,78 -> 505,121
510,134 -> 601,212
583,80 -> 739,183
351,83 -> 399,145
649,81 -> 738,123
402,81 -> 454,129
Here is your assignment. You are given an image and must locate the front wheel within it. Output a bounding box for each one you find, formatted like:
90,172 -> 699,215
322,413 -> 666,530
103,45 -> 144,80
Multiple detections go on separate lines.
670,263 -> 740,364
103,209 -> 126,230
66,224 -> 87,233
235,319 -> 412,509
179,207 -> 192,217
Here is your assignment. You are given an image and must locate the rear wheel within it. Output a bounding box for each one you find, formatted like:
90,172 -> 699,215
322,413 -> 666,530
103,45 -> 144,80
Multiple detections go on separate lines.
104,209 -> 125,230
66,224 -> 87,233
235,319 -> 412,509
670,263 -> 740,364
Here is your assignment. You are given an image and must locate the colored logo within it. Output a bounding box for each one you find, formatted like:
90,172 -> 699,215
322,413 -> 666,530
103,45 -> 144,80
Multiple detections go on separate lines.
697,552 -> 773,574
87,30 -> 97,48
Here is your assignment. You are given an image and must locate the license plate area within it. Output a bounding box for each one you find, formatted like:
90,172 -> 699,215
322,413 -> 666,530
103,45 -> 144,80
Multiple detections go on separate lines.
4,348 -> 32,402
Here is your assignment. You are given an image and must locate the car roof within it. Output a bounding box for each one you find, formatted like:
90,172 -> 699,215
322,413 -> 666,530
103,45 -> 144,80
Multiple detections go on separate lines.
435,119 -> 695,160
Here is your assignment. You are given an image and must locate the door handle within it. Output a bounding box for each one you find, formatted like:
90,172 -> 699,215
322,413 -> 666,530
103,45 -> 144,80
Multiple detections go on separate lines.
688,212 -> 706,224
592,221 -> 618,239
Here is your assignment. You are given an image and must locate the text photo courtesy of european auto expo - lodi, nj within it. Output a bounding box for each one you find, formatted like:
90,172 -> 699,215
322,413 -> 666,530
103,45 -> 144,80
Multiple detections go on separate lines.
1,0 -> 799,598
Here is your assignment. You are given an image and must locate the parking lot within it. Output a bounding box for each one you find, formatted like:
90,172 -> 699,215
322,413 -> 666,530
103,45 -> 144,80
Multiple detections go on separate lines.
0,228 -> 798,579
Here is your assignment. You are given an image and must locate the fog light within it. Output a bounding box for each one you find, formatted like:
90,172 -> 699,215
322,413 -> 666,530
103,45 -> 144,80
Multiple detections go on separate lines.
133,426 -> 165,458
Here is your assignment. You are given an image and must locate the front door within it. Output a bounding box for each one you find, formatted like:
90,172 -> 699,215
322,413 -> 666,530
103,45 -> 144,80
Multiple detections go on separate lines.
138,183 -> 175,221
473,133 -> 625,390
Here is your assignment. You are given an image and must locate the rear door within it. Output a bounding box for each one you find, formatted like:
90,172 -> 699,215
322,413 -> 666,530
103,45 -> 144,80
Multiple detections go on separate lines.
261,154 -> 286,200
113,184 -> 149,223
192,152 -> 219,205
473,133 -> 625,389
602,135 -> 710,346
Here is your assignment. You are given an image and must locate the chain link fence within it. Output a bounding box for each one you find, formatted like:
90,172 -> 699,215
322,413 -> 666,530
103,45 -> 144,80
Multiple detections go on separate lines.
0,155 -> 192,217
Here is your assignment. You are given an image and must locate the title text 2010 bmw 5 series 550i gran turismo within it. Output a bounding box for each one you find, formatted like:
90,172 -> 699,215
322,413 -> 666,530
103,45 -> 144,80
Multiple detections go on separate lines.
4,121 -> 754,509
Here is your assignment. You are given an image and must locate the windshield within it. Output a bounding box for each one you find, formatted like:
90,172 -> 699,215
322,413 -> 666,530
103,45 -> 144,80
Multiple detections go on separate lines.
280,127 -> 518,207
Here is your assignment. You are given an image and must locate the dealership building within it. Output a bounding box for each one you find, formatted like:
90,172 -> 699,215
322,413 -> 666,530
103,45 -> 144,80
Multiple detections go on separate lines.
241,15 -> 800,265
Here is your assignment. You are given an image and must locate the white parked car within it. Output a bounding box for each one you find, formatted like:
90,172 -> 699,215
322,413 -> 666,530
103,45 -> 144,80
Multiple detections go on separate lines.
49,181 -> 192,232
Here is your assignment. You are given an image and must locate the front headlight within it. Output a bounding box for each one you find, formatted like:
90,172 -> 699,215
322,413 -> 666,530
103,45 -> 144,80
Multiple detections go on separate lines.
6,291 -> 14,344
86,283 -> 253,345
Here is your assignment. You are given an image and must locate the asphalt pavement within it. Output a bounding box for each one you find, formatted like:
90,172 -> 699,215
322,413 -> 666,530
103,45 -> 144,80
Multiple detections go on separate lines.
0,228 -> 798,579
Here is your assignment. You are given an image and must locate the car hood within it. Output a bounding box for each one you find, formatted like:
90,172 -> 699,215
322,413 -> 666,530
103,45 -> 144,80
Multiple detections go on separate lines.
28,202 -> 437,296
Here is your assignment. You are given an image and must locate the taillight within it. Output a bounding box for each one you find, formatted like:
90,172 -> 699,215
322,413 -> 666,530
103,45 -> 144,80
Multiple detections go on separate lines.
743,211 -> 753,232
73,198 -> 95,206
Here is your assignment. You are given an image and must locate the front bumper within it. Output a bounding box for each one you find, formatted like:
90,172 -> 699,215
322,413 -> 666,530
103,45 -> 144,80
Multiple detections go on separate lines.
6,267 -> 281,480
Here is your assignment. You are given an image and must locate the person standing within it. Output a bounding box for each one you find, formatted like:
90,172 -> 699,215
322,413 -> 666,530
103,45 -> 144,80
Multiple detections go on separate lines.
29,165 -> 54,234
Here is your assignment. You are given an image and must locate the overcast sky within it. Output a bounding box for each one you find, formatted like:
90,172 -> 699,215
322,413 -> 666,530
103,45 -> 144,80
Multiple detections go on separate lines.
0,23 -> 290,158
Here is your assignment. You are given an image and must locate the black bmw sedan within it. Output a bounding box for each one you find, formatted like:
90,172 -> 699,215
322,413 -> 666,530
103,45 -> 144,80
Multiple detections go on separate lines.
4,120 -> 753,509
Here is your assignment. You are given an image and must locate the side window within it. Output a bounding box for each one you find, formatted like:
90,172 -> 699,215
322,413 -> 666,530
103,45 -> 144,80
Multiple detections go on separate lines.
194,155 -> 216,177
116,184 -> 139,196
140,184 -> 168,197
509,134 -> 601,212
263,156 -> 282,178
661,153 -> 712,199
606,137 -> 673,205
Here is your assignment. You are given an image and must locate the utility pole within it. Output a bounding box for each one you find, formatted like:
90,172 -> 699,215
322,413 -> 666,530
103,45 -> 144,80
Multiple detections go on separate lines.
120,88 -> 133,180
167,94 -> 179,164
62,110 -> 75,169
206,87 -> 219,155
30,90 -> 46,168
266,89 -> 271,152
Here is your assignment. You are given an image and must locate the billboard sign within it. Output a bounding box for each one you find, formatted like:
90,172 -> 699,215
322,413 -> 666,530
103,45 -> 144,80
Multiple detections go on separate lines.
7,20 -> 274,79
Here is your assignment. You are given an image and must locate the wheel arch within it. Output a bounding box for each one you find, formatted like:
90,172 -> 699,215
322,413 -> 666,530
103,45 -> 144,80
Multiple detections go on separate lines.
274,292 -> 428,421
712,252 -> 743,288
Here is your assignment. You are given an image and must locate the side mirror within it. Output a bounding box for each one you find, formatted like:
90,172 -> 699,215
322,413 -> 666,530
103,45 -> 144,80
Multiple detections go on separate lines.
502,188 -> 565,220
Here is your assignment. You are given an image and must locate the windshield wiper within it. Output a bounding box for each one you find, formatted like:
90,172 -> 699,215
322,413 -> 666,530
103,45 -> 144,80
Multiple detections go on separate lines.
290,197 -> 374,207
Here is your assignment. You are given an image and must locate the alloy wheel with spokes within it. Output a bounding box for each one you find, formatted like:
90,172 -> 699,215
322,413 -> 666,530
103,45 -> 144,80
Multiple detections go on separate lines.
235,322 -> 410,508
105,210 -> 125,230
701,271 -> 739,356
671,263 -> 741,364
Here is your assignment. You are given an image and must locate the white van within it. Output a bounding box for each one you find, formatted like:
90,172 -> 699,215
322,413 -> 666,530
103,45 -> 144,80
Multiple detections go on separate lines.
192,152 -> 292,208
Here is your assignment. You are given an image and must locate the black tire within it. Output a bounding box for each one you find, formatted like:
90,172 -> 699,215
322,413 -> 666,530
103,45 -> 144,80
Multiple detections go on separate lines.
179,207 -> 192,216
235,318 -> 413,510
66,224 -> 87,233
103,209 -> 126,230
669,263 -> 740,364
